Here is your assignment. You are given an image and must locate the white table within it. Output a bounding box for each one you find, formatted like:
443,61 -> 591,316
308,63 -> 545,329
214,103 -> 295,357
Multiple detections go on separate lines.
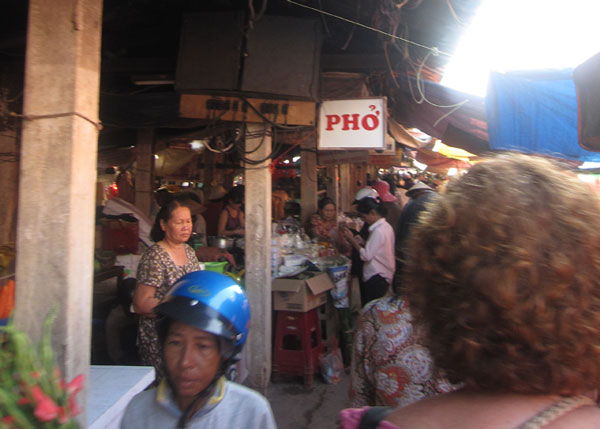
87,365 -> 155,429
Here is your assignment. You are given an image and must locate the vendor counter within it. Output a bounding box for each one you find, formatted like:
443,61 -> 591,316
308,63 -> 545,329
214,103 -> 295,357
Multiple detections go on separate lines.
87,365 -> 154,429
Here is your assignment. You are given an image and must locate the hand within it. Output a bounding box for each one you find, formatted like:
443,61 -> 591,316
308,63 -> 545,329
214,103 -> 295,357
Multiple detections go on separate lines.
343,227 -> 354,241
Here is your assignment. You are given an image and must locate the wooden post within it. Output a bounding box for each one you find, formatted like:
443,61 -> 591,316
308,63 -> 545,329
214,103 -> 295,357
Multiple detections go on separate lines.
300,134 -> 318,225
14,0 -> 102,423
136,128 -> 155,217
326,165 -> 339,211
339,163 -> 352,213
244,123 -> 272,393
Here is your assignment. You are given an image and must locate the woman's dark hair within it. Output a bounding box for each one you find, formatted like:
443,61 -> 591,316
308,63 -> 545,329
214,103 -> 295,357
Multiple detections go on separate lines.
150,198 -> 189,242
383,176 -> 397,195
318,197 -> 335,211
357,196 -> 387,217
224,185 -> 245,205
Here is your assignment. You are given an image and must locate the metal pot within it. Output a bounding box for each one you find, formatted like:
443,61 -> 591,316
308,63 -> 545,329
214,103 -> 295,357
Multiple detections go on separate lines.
234,237 -> 245,250
208,236 -> 234,250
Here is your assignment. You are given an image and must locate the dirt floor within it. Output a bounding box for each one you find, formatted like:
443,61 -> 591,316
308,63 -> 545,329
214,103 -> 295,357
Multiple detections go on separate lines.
267,372 -> 351,429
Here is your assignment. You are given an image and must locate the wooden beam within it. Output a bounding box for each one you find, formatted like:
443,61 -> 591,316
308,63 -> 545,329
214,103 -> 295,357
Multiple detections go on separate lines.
180,94 -> 316,126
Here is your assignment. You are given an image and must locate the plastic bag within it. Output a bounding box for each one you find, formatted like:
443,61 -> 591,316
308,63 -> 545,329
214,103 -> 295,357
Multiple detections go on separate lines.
320,343 -> 344,384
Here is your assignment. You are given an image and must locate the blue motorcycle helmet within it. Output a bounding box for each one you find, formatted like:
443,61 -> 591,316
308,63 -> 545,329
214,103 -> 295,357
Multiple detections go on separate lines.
155,270 -> 251,361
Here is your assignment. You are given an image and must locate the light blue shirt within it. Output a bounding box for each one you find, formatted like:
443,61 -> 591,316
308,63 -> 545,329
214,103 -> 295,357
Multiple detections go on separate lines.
120,377 -> 276,428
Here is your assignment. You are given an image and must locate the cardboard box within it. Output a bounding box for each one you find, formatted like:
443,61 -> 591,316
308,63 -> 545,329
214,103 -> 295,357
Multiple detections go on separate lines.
272,272 -> 334,312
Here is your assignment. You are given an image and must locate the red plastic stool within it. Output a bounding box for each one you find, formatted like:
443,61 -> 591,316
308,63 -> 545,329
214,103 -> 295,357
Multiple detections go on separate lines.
273,308 -> 324,386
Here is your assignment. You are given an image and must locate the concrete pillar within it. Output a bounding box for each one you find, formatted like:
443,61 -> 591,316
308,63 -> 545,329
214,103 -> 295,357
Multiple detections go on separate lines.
135,128 -> 155,217
300,134 -> 318,225
244,123 -> 272,393
339,164 -> 352,213
14,0 -> 102,422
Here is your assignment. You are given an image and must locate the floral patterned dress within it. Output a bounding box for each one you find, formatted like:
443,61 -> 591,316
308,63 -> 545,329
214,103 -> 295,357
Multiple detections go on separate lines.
136,243 -> 201,380
307,213 -> 351,256
349,296 -> 455,407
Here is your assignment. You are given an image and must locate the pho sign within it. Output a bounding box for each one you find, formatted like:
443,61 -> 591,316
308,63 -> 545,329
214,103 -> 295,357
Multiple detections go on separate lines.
318,97 -> 386,150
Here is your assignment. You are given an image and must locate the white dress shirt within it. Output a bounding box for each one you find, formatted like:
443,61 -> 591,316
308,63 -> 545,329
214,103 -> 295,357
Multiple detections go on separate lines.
360,217 -> 396,282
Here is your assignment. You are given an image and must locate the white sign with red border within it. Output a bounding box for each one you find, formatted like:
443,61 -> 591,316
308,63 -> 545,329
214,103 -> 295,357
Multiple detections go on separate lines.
318,97 -> 386,149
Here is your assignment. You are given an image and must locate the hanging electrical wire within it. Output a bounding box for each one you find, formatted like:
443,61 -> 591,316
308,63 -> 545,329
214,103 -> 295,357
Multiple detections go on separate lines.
286,0 -> 451,57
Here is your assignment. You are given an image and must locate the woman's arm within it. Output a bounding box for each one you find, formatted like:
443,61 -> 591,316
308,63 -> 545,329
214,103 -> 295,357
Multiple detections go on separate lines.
217,209 -> 228,236
132,283 -> 160,317
239,210 -> 245,229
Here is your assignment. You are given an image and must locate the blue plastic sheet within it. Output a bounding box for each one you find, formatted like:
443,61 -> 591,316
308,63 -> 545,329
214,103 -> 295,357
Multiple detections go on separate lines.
486,70 -> 600,162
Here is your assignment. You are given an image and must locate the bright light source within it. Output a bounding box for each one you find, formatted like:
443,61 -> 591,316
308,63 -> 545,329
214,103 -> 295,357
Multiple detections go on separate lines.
413,159 -> 428,171
283,159 -> 290,164
189,140 -> 205,151
292,156 -> 301,163
154,154 -> 159,160
441,0 -> 600,96
578,174 -> 596,183
447,168 -> 458,176
181,181 -> 190,187
580,162 -> 600,169
432,140 -> 441,152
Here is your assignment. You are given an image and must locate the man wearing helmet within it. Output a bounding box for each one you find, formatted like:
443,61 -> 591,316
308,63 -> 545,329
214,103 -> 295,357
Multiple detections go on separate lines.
121,271 -> 276,428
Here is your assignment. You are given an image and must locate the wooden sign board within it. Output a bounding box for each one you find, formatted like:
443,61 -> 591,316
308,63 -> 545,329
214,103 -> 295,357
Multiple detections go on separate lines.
318,150 -> 369,166
367,155 -> 404,167
180,94 -> 316,126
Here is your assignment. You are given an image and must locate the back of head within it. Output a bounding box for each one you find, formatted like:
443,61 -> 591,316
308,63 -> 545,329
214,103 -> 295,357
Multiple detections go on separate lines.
405,152 -> 600,395
224,185 -> 245,205
356,195 -> 387,217
373,180 -> 396,203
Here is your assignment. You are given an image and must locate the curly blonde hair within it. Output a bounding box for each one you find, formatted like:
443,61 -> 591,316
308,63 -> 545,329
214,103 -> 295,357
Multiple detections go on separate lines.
404,153 -> 600,395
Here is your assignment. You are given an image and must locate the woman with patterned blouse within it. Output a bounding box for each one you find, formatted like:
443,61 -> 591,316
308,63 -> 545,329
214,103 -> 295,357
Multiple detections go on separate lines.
349,295 -> 455,408
133,197 -> 202,381
307,197 -> 350,255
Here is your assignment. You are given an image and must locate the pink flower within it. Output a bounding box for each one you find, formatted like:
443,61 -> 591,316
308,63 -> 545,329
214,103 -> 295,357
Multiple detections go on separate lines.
57,406 -> 69,424
1,415 -> 16,425
68,394 -> 81,417
17,396 -> 30,405
30,385 -> 59,422
66,374 -> 84,396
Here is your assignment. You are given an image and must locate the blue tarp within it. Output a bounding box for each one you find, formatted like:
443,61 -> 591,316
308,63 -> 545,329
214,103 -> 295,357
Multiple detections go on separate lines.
486,70 -> 600,162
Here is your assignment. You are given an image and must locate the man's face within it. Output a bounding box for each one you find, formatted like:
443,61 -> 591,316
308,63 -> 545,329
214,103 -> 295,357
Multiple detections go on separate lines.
164,321 -> 221,410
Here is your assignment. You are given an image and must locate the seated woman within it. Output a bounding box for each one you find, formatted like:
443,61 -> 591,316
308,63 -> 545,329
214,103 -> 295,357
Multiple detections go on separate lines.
343,197 -> 395,306
133,198 -> 202,382
341,153 -> 600,428
307,197 -> 349,255
217,186 -> 245,237
121,271 -> 276,428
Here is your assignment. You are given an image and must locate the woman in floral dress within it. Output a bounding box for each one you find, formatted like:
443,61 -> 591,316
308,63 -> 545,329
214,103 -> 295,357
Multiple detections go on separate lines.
133,197 -> 202,381
349,295 -> 455,408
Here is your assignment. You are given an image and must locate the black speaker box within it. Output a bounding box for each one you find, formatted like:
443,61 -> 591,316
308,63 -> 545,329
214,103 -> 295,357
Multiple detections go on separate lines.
176,13 -> 321,100
176,12 -> 245,93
